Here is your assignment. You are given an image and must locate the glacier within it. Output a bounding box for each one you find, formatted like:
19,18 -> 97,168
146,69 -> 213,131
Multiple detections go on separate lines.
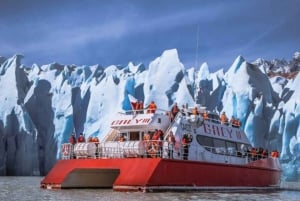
0,49 -> 300,181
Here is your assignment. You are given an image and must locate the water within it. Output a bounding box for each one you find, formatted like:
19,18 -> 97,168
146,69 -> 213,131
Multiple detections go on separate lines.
0,177 -> 300,201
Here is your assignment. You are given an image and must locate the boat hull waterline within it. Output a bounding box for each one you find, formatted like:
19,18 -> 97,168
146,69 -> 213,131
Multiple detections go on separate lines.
41,157 -> 281,192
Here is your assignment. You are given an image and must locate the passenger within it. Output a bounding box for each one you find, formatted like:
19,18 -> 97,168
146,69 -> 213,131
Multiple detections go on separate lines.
137,100 -> 144,114
92,136 -> 100,157
92,136 -> 99,144
250,147 -> 256,161
119,134 -> 125,142
236,119 -> 241,128
202,111 -> 208,120
230,116 -> 237,127
147,101 -> 157,114
220,112 -> 228,125
158,129 -> 164,157
181,105 -> 186,116
192,107 -> 199,115
257,147 -> 263,159
262,149 -> 269,158
152,129 -> 160,158
68,132 -> 76,159
143,131 -> 151,158
87,136 -> 93,142
271,150 -> 279,158
171,102 -> 180,120
167,131 -> 176,159
77,133 -> 85,143
182,134 -> 190,160
69,132 -> 76,145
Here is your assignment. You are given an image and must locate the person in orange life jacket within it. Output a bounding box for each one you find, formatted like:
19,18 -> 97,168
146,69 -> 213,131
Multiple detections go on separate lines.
202,111 -> 208,120
167,131 -> 176,159
220,112 -> 228,125
92,136 -> 99,144
87,136 -> 93,142
147,101 -> 157,113
191,107 -> 199,115
151,129 -> 161,157
230,116 -> 237,127
77,133 -> 85,143
69,132 -> 76,145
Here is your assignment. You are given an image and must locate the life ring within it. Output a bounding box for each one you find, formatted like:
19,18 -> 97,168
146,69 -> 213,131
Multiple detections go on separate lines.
147,143 -> 159,158
62,144 -> 70,156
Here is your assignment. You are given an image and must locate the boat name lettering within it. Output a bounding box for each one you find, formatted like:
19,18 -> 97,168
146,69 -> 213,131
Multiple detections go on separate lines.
203,124 -> 242,140
111,118 -> 151,125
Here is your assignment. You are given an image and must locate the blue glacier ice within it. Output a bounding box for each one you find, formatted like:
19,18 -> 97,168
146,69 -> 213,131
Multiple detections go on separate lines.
0,50 -> 300,181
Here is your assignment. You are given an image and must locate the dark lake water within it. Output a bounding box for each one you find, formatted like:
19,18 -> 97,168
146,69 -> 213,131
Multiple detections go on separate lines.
1,177 -> 300,201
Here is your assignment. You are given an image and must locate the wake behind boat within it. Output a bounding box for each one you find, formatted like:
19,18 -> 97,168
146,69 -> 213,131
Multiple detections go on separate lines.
41,106 -> 281,192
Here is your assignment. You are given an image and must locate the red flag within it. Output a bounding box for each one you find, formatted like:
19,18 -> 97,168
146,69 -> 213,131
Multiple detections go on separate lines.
128,94 -> 138,110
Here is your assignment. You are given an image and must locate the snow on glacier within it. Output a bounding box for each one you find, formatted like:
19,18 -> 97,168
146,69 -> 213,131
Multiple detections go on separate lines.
0,49 -> 300,181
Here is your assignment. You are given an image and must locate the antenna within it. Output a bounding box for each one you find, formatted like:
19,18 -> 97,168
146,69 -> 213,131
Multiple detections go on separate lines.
195,25 -> 200,69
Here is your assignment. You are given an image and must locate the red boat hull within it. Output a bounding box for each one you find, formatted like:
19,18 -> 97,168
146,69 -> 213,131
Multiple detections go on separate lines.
41,157 -> 281,191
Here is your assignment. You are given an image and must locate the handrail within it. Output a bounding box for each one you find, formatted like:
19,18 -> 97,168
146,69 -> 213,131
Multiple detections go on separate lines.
60,141 -> 275,162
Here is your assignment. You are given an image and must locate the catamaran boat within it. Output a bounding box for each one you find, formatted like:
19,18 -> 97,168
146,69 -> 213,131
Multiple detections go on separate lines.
41,107 -> 281,192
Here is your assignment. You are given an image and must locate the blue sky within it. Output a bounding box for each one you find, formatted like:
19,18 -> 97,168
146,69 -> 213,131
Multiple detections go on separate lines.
0,0 -> 299,71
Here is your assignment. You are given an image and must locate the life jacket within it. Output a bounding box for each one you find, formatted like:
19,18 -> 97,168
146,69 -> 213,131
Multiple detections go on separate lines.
182,136 -> 189,145
147,102 -> 157,113
192,108 -> 199,115
143,133 -> 150,141
168,134 -> 175,144
220,114 -> 228,123
172,105 -> 180,115
77,136 -> 85,143
92,137 -> 99,144
203,112 -> 208,119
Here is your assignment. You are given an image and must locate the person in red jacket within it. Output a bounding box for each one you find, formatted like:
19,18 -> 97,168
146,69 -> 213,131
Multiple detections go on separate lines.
69,132 -> 76,145
77,133 -> 85,143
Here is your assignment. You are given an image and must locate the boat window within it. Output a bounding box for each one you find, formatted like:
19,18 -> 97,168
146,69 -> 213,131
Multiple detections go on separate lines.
117,132 -> 127,141
196,135 -> 213,148
129,132 -> 139,141
213,138 -> 226,154
226,141 -> 237,155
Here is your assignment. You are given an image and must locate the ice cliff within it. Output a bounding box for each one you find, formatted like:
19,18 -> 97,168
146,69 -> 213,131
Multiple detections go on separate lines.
0,49 -> 300,181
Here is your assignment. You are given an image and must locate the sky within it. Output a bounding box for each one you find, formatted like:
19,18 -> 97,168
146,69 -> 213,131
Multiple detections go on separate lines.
0,0 -> 299,71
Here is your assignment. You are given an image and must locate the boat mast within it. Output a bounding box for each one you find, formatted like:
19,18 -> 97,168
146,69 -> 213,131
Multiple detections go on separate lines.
194,25 -> 200,102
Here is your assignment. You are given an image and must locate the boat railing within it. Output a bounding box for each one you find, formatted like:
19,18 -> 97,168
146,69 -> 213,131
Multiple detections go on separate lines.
60,141 -> 272,162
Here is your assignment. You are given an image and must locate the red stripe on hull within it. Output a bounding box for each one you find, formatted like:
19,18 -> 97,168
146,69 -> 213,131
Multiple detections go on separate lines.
41,158 -> 281,191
